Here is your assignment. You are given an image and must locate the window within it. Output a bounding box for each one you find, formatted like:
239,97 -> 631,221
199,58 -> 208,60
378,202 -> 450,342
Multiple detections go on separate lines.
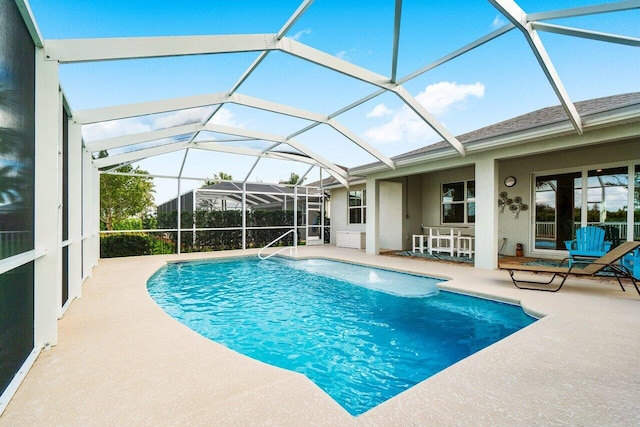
587,167 -> 628,225
534,172 -> 581,250
635,165 -> 640,241
442,181 -> 475,224
587,167 -> 629,246
348,190 -> 366,224
534,166 -> 636,251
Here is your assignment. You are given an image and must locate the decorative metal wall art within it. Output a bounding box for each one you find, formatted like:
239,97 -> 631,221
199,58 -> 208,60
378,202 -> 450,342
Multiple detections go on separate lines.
498,192 -> 528,219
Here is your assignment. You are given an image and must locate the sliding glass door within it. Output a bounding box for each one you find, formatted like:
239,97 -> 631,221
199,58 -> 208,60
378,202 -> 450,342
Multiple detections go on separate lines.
534,166 -> 636,251
635,165 -> 640,241
587,167 -> 628,246
534,172 -> 580,250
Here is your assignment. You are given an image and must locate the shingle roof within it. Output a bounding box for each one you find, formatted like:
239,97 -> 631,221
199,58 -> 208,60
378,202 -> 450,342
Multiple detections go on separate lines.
394,92 -> 640,161
314,92 -> 640,188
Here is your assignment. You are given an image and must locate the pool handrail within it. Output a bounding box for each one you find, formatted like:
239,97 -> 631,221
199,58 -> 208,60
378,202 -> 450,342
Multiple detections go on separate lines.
258,229 -> 297,260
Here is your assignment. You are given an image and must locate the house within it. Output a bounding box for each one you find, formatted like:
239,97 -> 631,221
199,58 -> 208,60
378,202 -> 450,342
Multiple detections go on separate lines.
156,181 -> 328,246
157,181 -> 314,213
326,93 -> 640,269
2,0 -> 638,417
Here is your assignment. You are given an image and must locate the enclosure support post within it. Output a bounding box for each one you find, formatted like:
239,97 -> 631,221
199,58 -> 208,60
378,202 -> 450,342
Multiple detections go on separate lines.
475,155 -> 498,269
242,182 -> 247,250
192,189 -> 197,247
176,178 -> 181,255
320,168 -> 325,243
366,178 -> 380,255
293,185 -> 298,253
34,47 -> 60,347
627,164 -> 635,242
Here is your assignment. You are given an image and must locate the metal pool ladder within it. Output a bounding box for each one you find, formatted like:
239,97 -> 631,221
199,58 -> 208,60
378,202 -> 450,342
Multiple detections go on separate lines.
258,229 -> 298,260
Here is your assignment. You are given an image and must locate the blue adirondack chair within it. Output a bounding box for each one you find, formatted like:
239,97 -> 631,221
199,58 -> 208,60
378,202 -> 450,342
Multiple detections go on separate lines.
564,226 -> 612,266
622,247 -> 640,280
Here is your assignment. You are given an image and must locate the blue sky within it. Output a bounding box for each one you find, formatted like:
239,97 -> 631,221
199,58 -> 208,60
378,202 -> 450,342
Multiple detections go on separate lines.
28,0 -> 640,203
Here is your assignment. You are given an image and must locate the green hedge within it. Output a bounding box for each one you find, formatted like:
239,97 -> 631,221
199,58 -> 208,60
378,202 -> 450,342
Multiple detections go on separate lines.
101,234 -> 150,258
100,233 -> 175,258
157,209 -> 306,251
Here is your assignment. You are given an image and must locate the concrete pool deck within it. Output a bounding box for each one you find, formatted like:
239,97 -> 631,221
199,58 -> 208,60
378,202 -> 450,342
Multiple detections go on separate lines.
2,246 -> 639,426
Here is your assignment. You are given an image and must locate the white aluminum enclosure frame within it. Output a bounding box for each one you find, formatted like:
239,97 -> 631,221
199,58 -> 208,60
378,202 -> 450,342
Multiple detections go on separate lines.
54,0 -> 640,264
58,0 -> 637,185
3,0 -> 639,418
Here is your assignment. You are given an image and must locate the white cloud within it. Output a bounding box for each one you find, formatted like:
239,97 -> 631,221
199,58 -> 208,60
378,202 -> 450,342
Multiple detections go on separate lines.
491,15 -> 507,30
363,81 -> 485,144
82,119 -> 151,142
335,50 -> 348,60
366,103 -> 393,118
415,81 -> 485,115
291,28 -> 312,41
364,110 -> 429,144
210,107 -> 246,128
81,106 -> 245,144
153,106 -> 213,128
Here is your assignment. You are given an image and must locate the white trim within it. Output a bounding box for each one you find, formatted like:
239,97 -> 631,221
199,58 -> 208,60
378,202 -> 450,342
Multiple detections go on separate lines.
0,249 -> 47,275
68,120 -> 83,301
44,34 -> 279,63
60,296 -> 74,317
350,109 -> 640,176
0,347 -> 41,416
14,0 -> 43,47
441,179 -> 476,226
530,160 -> 640,253
531,22 -> 640,47
85,122 -> 202,152
34,46 -> 61,348
527,1 -> 640,21
74,92 -> 227,124
92,141 -> 192,167
347,188 -> 367,225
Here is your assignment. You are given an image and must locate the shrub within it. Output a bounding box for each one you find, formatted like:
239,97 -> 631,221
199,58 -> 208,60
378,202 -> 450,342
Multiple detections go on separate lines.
100,234 -> 151,258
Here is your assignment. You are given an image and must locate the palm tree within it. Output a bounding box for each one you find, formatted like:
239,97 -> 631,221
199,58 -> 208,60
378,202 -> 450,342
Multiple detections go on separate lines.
280,172 -> 304,185
202,172 -> 233,210
202,171 -> 233,187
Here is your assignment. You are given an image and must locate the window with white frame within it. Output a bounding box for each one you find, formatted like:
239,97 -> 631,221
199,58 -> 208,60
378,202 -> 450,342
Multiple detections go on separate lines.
533,165 -> 636,250
348,190 -> 366,224
442,180 -> 475,224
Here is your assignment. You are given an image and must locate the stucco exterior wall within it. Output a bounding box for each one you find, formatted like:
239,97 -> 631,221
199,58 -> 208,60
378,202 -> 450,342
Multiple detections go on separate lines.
377,181 -> 401,250
404,174 -> 423,249
497,138 -> 639,257
328,185 -> 366,246
421,166 -> 475,227
331,127 -> 638,262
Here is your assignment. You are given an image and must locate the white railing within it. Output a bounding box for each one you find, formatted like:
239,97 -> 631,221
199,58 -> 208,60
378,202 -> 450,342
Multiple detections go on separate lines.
535,222 -> 556,238
258,229 -> 297,260
0,231 -> 32,259
534,222 -> 640,239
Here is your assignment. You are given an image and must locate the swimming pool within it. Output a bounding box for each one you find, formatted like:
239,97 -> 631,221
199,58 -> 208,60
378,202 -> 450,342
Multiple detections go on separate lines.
147,257 -> 536,415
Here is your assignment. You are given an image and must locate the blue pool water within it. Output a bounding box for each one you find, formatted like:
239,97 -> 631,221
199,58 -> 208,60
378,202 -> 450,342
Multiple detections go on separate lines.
147,257 -> 536,415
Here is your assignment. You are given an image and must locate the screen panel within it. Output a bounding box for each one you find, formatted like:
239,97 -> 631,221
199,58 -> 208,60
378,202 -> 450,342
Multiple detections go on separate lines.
0,0 -> 37,397
0,0 -> 36,260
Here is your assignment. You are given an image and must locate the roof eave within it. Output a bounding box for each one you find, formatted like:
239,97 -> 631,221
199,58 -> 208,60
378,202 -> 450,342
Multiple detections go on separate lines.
349,101 -> 640,176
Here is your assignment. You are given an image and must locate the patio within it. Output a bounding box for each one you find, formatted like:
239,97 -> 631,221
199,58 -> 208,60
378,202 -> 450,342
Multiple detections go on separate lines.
2,246 -> 639,426
1,0 -> 639,423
